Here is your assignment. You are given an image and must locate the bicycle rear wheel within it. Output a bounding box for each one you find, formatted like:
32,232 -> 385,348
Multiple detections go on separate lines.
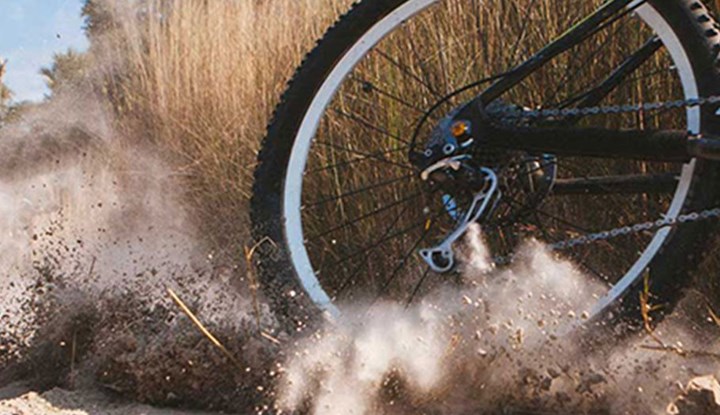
252,0 -> 720,328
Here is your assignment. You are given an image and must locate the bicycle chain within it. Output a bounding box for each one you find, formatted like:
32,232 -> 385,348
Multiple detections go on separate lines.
493,95 -> 720,121
489,95 -> 720,255
549,207 -> 720,250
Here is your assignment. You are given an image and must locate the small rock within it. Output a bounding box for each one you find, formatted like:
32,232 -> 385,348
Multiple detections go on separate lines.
547,368 -> 561,379
576,372 -> 606,394
667,375 -> 720,415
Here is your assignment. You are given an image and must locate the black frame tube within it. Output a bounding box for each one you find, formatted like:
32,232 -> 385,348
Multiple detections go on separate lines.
480,124 -> 690,161
480,0 -> 636,104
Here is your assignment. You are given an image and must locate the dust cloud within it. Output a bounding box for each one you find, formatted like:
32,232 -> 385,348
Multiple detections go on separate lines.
0,90 -> 276,411
278,226 -> 720,415
0,95 -> 718,413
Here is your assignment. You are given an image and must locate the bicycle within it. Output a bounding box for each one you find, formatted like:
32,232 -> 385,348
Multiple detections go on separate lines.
251,0 -> 720,332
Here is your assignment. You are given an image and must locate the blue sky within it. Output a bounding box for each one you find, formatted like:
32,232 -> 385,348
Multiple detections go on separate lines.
0,0 -> 89,102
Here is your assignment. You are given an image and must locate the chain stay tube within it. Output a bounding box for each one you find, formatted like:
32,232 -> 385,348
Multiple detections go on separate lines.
482,124 -> 691,161
446,96 -> 720,162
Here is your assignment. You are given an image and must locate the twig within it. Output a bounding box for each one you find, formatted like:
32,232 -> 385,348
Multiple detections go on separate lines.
87,256 -> 96,279
244,236 -> 276,330
639,271 -> 665,347
167,288 -> 243,369
69,330 -> 77,388
707,304 -> 720,327
637,275 -> 720,360
260,331 -> 281,345
639,343 -> 720,360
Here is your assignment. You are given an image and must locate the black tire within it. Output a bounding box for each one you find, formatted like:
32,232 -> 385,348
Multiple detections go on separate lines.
251,0 -> 720,330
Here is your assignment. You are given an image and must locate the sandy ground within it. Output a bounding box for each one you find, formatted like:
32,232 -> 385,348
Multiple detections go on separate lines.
0,385 -> 222,415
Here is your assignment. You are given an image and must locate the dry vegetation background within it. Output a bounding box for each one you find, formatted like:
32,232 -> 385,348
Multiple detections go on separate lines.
2,0 -> 720,414
88,0 -> 354,253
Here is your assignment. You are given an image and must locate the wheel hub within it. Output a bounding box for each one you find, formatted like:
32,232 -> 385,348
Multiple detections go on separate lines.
413,101 -> 557,272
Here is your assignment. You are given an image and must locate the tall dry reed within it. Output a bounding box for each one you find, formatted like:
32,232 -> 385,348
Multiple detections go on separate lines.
91,0 -> 351,252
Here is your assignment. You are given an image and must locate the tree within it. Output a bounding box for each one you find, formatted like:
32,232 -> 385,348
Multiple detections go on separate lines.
82,0 -> 115,39
0,60 -> 12,109
0,62 -> 10,101
40,49 -> 89,95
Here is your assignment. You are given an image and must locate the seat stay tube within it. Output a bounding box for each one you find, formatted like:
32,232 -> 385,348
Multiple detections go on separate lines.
479,0 -> 637,104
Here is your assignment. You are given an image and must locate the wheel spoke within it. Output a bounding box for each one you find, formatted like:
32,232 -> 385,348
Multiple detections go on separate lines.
530,212 -> 610,282
329,193 -> 454,298
506,0 -> 541,68
330,200 -> 419,298
314,140 -> 415,170
305,173 -> 415,208
305,190 -> 424,241
405,266 -> 433,307
375,223 -> 434,301
331,194 -> 446,298
331,107 -> 410,145
373,48 -> 443,99
404,24 -> 447,94
307,146 -> 410,174
624,66 -> 675,87
373,196 -> 457,300
543,14 -> 631,107
328,208 -> 444,271
347,75 -> 427,113
505,195 -> 594,234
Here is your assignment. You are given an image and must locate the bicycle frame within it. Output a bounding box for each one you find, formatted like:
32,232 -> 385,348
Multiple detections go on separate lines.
428,0 -> 720,164
459,100 -> 720,162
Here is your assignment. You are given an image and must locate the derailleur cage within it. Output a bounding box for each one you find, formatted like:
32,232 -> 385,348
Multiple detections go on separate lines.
419,167 -> 499,273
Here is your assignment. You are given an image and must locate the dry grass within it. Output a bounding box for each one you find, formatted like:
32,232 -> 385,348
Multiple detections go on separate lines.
92,0 -> 351,252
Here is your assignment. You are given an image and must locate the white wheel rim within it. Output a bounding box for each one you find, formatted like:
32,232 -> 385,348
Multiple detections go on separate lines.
282,0 -> 700,319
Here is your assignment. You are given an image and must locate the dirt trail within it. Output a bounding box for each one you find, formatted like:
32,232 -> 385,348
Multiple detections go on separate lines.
0,93 -> 274,414
0,385 -> 219,415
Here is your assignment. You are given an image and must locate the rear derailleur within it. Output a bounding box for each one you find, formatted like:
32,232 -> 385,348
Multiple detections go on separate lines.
412,101 -> 555,273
